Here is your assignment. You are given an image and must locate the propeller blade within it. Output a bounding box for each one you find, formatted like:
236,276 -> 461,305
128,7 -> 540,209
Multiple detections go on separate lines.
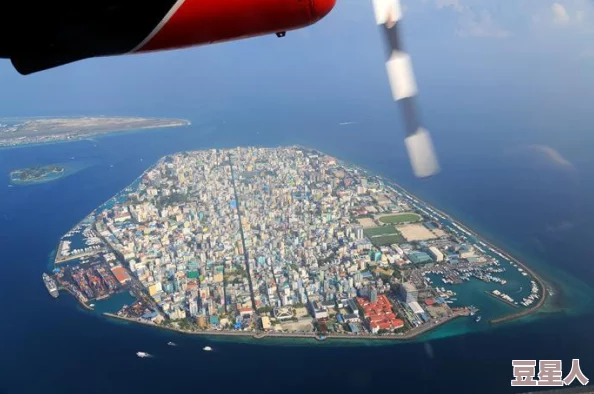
372,0 -> 440,178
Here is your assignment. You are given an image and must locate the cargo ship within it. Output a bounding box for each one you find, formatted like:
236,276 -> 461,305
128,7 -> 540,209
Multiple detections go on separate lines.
43,272 -> 59,298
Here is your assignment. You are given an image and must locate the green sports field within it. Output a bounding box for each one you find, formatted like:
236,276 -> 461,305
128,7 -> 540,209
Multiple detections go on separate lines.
364,226 -> 404,247
378,212 -> 422,224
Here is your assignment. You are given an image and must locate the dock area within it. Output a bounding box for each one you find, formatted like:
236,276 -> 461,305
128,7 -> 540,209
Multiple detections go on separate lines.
484,290 -> 519,308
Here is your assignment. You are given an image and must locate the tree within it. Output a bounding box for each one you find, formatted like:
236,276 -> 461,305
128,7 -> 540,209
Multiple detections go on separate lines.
257,306 -> 273,314
392,268 -> 402,279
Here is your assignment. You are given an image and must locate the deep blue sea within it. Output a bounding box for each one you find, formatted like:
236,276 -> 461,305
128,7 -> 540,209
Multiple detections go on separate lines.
1,100 -> 593,394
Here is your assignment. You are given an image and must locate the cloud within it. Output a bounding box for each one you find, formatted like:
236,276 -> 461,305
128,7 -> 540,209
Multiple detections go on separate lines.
434,0 -> 463,12
526,144 -> 574,168
552,2 -> 571,24
533,1 -> 592,28
505,144 -> 576,171
427,0 -> 511,38
457,10 -> 512,38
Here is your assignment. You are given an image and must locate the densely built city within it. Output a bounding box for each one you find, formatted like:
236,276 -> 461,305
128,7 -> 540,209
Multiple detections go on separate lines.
49,146 -> 546,339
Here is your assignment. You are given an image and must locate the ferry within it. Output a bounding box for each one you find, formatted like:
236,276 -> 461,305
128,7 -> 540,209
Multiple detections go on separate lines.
136,352 -> 150,358
203,346 -> 213,352
42,273 -> 59,298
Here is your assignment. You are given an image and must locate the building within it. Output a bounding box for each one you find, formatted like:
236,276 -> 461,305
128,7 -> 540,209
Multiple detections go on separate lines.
110,266 -> 131,284
408,251 -> 432,264
322,300 -> 336,311
408,301 -> 424,315
308,300 -> 329,319
459,244 -> 475,259
260,316 -> 271,330
370,288 -> 378,303
343,313 -> 360,323
354,226 -> 364,240
189,299 -> 198,317
274,306 -> 294,321
238,307 -> 253,317
399,282 -> 418,302
428,246 -> 444,262
347,299 -> 359,316
356,295 -> 403,333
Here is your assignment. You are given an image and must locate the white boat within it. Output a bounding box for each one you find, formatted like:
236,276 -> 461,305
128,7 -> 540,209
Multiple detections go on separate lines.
167,342 -> 177,346
203,346 -> 213,352
136,352 -> 151,358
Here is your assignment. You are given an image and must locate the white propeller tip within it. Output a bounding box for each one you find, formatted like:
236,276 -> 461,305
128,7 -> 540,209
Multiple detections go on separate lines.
372,0 -> 402,25
405,128 -> 440,178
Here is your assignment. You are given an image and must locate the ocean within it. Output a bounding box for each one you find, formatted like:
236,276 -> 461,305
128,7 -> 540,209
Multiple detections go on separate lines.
0,102 -> 593,394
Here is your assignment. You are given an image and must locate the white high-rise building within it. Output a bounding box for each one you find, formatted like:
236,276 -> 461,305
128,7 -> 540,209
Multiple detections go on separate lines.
189,299 -> 199,317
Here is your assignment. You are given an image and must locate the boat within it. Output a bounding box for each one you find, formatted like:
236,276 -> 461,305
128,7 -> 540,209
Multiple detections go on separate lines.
203,346 -> 212,352
475,316 -> 482,323
89,304 -> 95,308
167,342 -> 177,346
136,352 -> 150,358
42,273 -> 59,298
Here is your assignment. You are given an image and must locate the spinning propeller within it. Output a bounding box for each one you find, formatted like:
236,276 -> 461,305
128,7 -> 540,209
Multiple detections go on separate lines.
372,0 -> 440,178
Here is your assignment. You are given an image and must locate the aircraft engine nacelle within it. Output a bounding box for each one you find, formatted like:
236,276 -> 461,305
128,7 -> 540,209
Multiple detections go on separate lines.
2,0 -> 336,75
133,0 -> 337,53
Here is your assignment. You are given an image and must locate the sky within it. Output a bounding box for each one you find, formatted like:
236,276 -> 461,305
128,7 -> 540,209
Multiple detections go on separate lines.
2,1 -> 594,278
1,0 -> 594,118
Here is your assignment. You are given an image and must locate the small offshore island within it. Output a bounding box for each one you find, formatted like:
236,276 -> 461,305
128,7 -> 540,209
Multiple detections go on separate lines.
47,147 -> 548,342
10,165 -> 66,185
0,116 -> 190,148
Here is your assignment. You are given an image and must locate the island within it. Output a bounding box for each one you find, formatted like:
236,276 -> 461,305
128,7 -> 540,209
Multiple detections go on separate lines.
48,146 -> 548,341
0,116 -> 190,148
10,165 -> 66,184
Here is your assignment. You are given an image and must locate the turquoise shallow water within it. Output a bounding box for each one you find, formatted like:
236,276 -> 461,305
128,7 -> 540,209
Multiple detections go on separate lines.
92,291 -> 137,314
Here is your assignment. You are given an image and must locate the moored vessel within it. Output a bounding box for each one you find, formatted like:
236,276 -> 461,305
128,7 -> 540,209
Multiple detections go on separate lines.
42,273 -> 59,298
